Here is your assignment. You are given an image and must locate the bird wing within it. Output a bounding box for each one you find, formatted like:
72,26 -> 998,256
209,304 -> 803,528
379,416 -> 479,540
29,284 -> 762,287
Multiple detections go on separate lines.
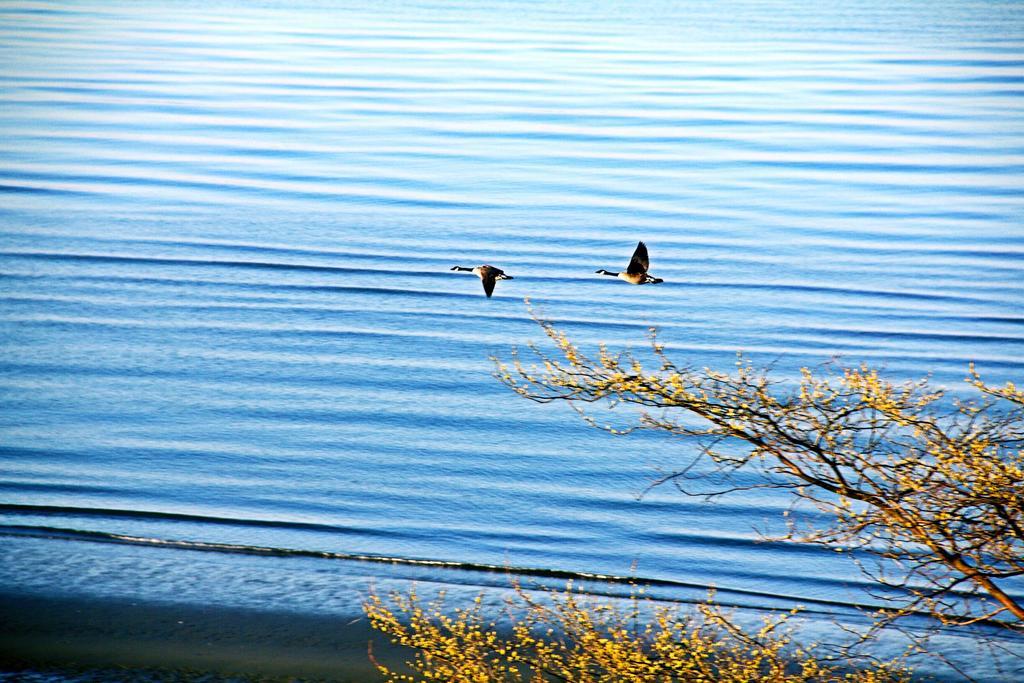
626,241 -> 649,275
482,274 -> 496,297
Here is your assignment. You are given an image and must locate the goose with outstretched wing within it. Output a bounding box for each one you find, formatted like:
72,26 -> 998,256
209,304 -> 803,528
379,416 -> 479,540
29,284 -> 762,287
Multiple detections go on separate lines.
450,264 -> 513,298
596,241 -> 663,284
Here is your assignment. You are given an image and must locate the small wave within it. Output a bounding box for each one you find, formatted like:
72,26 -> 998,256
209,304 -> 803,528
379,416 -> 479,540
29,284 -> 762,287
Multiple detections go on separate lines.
688,280 -> 993,305
66,234 -> 445,266
794,325 -> 1023,346
0,481 -> 123,495
0,502 -> 366,535
0,521 -> 893,615
0,250 -> 438,278
0,168 -> 501,209
0,183 -> 93,196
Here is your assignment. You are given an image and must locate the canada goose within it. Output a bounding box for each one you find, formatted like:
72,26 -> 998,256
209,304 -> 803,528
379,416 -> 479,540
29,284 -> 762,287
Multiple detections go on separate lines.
596,241 -> 664,284
450,264 -> 513,298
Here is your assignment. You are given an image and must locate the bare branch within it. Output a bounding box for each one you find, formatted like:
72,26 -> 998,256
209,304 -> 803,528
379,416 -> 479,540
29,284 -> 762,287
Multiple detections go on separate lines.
495,315 -> 1024,631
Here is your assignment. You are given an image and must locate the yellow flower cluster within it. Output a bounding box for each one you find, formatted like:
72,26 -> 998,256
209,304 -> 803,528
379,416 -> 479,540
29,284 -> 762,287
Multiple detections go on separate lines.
365,585 -> 910,683
492,315 -> 1024,628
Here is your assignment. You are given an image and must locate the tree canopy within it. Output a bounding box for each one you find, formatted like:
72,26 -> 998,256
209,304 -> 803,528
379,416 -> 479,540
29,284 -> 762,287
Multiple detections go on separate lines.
495,317 -> 1024,630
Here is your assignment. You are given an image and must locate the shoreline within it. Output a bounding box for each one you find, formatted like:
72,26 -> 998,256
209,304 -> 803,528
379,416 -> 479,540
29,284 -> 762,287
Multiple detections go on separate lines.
0,590 -> 409,681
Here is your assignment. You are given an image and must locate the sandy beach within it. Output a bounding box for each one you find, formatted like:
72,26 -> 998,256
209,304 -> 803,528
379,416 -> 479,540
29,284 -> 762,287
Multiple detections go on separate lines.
0,590 -> 408,681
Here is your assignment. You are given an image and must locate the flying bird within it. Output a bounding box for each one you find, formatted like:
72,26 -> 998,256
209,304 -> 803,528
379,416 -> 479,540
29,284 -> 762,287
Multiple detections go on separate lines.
450,264 -> 513,298
596,241 -> 664,284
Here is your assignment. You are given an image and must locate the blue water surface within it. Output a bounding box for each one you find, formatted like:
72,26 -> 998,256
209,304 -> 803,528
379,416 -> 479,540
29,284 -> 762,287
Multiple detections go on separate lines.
1,1 -> 1023,679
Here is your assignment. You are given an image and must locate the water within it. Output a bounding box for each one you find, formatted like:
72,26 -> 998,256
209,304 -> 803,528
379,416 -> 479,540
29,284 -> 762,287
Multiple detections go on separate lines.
1,0 -> 1023,679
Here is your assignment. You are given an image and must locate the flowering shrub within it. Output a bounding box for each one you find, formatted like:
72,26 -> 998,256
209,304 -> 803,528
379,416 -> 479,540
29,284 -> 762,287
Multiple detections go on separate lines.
364,584 -> 909,683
